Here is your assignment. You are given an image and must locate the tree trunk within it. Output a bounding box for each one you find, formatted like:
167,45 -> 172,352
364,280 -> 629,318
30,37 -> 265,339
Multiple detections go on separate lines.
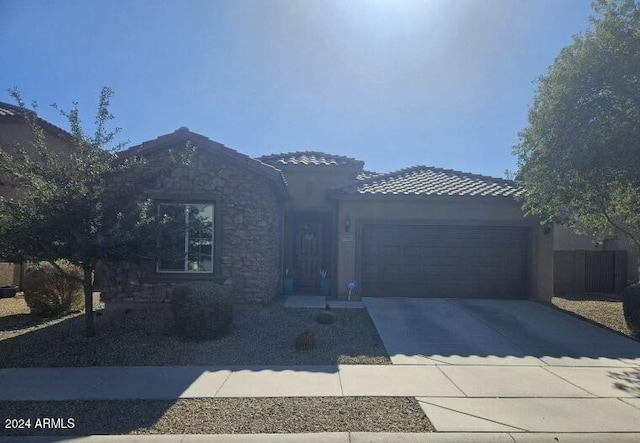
83,263 -> 96,337
636,244 -> 640,285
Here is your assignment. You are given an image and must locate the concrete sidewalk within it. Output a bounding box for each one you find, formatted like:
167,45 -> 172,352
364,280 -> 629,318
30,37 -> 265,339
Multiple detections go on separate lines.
3,433 -> 640,443
2,364 -> 639,401
2,364 -> 640,433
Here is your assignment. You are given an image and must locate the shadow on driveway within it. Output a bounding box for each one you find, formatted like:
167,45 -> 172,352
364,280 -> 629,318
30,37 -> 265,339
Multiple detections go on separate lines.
363,298 -> 640,365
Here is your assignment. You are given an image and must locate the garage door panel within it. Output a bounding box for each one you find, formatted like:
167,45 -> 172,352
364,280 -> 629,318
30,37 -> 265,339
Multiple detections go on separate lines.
361,224 -> 529,299
364,254 -> 526,268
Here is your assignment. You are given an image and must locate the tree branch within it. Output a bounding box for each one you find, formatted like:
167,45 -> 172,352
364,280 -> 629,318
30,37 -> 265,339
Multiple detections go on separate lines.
602,209 -> 640,248
47,260 -> 84,284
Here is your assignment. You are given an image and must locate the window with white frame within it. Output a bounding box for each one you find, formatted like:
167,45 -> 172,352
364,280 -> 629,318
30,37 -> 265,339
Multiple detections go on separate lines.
158,203 -> 214,273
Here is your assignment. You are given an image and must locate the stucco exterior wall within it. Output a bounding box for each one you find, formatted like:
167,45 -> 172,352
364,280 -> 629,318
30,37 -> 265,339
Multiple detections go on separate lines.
335,197 -> 553,302
0,262 -> 20,286
278,168 -> 358,211
0,121 -> 73,199
99,147 -> 285,304
554,225 -> 598,250
0,120 -> 73,274
0,121 -> 71,149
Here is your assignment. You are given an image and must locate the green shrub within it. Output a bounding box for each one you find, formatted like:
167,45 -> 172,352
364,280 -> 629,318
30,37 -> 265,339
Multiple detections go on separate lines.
622,283 -> 640,336
23,261 -> 84,317
294,329 -> 317,351
315,309 -> 336,325
171,281 -> 233,340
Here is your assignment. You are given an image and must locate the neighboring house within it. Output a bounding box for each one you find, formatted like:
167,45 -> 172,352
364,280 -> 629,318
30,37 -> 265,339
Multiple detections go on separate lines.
0,102 -> 74,288
554,224 -> 639,296
99,127 -> 554,304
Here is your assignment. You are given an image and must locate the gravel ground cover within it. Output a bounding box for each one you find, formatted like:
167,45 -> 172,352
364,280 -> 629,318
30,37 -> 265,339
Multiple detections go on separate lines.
0,294 -> 103,334
0,298 -> 389,367
0,397 -> 433,436
552,296 -> 636,338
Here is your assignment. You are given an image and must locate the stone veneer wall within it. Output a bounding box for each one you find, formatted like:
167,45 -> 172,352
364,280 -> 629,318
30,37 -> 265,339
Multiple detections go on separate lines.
98,147 -> 284,304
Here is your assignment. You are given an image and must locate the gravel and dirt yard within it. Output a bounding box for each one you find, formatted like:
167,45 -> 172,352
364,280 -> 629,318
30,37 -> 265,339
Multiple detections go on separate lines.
0,297 -> 421,435
0,295 -> 389,367
0,293 -> 103,334
0,397 -> 433,436
552,295 -> 636,339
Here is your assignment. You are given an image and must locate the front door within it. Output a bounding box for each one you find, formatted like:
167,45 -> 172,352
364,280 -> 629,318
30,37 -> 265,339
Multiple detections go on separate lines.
294,218 -> 324,293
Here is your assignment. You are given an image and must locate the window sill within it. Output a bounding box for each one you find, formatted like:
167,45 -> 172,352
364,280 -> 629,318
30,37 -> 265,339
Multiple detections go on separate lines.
145,273 -> 227,284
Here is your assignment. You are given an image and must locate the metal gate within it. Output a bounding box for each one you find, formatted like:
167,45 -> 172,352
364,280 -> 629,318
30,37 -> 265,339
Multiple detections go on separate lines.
553,250 -> 627,296
585,251 -> 615,293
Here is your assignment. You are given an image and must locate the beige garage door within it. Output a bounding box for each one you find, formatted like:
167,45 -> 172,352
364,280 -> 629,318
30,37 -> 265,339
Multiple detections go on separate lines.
361,224 -> 530,298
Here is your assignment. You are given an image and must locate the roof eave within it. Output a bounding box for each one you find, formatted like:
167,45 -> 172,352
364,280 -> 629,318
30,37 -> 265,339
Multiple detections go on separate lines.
0,106 -> 74,143
329,192 -> 523,204
118,129 -> 290,201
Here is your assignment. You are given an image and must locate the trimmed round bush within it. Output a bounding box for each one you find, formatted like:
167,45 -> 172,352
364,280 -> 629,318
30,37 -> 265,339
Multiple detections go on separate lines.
315,309 -> 336,325
622,283 -> 640,336
23,261 -> 84,317
294,329 -> 317,351
171,281 -> 233,341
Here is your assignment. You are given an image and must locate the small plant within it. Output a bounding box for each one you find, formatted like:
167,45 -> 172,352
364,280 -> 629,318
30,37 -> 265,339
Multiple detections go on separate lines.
622,283 -> 640,336
172,281 -> 233,341
320,269 -> 328,279
23,261 -> 83,317
315,310 -> 336,325
294,329 -> 317,351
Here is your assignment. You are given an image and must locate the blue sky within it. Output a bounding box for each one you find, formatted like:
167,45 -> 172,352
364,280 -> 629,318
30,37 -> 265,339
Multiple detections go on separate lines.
1,0 -> 593,177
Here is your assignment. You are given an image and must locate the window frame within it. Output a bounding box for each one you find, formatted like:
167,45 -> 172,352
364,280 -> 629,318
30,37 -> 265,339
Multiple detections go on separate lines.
156,201 -> 216,275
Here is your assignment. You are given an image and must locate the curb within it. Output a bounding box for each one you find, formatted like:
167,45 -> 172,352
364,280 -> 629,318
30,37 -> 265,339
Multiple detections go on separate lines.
4,433 -> 640,443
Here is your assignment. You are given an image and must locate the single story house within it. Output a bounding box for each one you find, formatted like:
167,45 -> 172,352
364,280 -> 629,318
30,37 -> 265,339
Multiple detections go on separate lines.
99,127 -> 553,304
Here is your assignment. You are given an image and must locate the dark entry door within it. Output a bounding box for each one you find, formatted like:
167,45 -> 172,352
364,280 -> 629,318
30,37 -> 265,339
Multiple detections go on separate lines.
294,219 -> 324,292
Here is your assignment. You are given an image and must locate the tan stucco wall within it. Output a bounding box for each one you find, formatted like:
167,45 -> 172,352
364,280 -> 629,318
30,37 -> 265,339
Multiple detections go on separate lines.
554,224 -> 639,282
0,121 -> 73,199
1,121 -> 73,272
279,168 -> 358,211
335,198 -> 554,302
0,262 -> 20,286
554,225 -> 597,250
0,121 -> 72,158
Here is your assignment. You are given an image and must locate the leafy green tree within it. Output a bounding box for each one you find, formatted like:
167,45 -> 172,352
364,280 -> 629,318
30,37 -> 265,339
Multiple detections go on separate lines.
514,0 -> 640,255
0,88 -> 188,336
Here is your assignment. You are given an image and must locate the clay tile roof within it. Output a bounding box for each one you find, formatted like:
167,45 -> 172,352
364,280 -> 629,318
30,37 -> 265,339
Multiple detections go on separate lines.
0,103 -> 19,117
258,151 -> 363,167
333,165 -> 524,198
356,170 -> 381,180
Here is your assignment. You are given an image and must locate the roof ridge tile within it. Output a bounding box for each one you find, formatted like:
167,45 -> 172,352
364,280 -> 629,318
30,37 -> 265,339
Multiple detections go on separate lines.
257,150 -> 363,167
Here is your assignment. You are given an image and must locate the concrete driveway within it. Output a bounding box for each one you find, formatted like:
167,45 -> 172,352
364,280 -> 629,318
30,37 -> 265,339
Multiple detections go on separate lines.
363,298 -> 640,367
363,297 -> 640,432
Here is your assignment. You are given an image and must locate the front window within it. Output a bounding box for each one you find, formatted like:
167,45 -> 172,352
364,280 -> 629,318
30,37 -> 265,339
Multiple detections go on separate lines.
158,203 -> 214,273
